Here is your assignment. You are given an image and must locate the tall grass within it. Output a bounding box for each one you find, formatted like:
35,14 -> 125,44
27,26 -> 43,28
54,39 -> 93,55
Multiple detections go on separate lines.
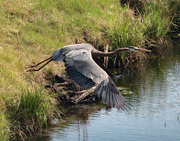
6,87 -> 57,139
104,0 -> 172,50
143,1 -> 171,42
0,111 -> 10,141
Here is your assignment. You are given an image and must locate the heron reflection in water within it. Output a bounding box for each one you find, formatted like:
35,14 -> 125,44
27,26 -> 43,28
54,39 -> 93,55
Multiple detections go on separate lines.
27,44 -> 151,110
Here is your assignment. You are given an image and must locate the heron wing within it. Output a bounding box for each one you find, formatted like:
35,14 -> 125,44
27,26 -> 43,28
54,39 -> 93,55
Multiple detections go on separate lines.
64,48 -> 108,89
92,56 -> 115,78
94,77 -> 130,110
59,44 -> 130,109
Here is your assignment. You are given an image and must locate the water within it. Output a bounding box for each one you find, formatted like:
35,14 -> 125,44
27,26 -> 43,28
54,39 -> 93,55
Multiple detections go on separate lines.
29,44 -> 180,141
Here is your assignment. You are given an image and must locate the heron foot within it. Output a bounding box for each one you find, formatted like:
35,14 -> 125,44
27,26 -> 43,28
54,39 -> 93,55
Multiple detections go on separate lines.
25,63 -> 38,69
26,68 -> 40,72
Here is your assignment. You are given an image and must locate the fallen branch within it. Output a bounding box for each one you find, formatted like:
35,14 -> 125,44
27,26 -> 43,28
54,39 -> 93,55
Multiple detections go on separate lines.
71,87 -> 95,103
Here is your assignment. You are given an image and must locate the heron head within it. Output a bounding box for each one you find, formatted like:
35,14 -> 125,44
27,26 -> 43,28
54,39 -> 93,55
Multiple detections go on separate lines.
127,46 -> 151,53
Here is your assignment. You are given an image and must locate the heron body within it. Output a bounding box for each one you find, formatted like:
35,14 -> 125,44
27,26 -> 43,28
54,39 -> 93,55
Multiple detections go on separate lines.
28,43 -> 151,110
51,44 -> 128,109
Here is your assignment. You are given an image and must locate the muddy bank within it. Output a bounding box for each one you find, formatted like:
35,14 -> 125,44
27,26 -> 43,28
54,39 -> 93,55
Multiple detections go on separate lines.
44,74 -> 101,107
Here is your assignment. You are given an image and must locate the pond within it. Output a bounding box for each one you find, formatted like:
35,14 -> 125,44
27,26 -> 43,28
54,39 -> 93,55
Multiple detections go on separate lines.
28,43 -> 180,141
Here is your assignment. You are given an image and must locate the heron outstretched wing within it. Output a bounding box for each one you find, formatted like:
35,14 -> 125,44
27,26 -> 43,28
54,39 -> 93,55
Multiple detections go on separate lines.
64,48 -> 108,88
60,46 -> 130,109
94,77 -> 130,110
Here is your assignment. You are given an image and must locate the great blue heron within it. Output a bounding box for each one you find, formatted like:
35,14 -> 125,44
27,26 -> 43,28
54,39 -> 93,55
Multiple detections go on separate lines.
27,44 -> 151,110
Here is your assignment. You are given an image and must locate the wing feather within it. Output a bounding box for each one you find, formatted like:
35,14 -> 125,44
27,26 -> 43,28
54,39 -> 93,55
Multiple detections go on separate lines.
62,45 -> 108,90
94,77 -> 130,110
65,65 -> 95,90
108,90 -> 113,106
102,87 -> 107,104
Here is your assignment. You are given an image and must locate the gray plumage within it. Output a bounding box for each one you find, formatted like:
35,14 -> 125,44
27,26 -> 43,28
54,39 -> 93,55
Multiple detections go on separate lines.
28,44 -> 151,109
52,44 -> 130,110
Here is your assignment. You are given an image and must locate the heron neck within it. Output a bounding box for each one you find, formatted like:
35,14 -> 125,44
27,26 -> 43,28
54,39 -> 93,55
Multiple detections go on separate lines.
92,48 -> 129,57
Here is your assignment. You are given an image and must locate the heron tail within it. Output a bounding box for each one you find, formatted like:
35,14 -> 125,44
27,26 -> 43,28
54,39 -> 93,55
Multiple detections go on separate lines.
52,49 -> 65,62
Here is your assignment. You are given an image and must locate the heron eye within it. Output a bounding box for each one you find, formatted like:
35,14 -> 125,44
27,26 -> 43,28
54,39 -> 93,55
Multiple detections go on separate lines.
83,52 -> 86,54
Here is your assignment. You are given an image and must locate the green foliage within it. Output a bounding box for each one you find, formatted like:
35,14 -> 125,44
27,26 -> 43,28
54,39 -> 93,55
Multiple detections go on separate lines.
103,15 -> 146,49
104,0 -> 172,49
5,87 -> 57,138
18,88 -> 49,126
143,1 -> 171,41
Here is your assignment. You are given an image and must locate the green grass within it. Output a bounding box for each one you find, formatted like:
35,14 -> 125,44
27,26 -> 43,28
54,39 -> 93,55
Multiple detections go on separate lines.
103,0 -> 172,49
0,0 -> 178,140
0,111 -> 10,141
5,87 -> 58,139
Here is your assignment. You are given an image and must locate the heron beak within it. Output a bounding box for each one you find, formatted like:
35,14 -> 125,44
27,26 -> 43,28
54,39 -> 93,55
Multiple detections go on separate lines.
137,48 -> 151,53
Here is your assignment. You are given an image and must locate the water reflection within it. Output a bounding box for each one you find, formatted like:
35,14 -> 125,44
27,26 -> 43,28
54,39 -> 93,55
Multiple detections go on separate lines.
29,45 -> 180,141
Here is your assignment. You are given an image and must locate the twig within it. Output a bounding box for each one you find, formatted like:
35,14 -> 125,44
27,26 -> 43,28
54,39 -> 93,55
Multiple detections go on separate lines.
71,87 -> 95,103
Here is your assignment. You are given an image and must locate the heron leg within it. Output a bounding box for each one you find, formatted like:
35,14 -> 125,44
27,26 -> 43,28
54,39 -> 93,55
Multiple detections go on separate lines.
26,56 -> 52,68
26,57 -> 53,72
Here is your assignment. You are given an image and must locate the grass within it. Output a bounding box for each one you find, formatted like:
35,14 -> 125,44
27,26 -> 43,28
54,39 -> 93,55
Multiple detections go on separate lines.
103,0 -> 172,49
0,0 -> 178,140
0,111 -> 10,141
6,87 -> 58,140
